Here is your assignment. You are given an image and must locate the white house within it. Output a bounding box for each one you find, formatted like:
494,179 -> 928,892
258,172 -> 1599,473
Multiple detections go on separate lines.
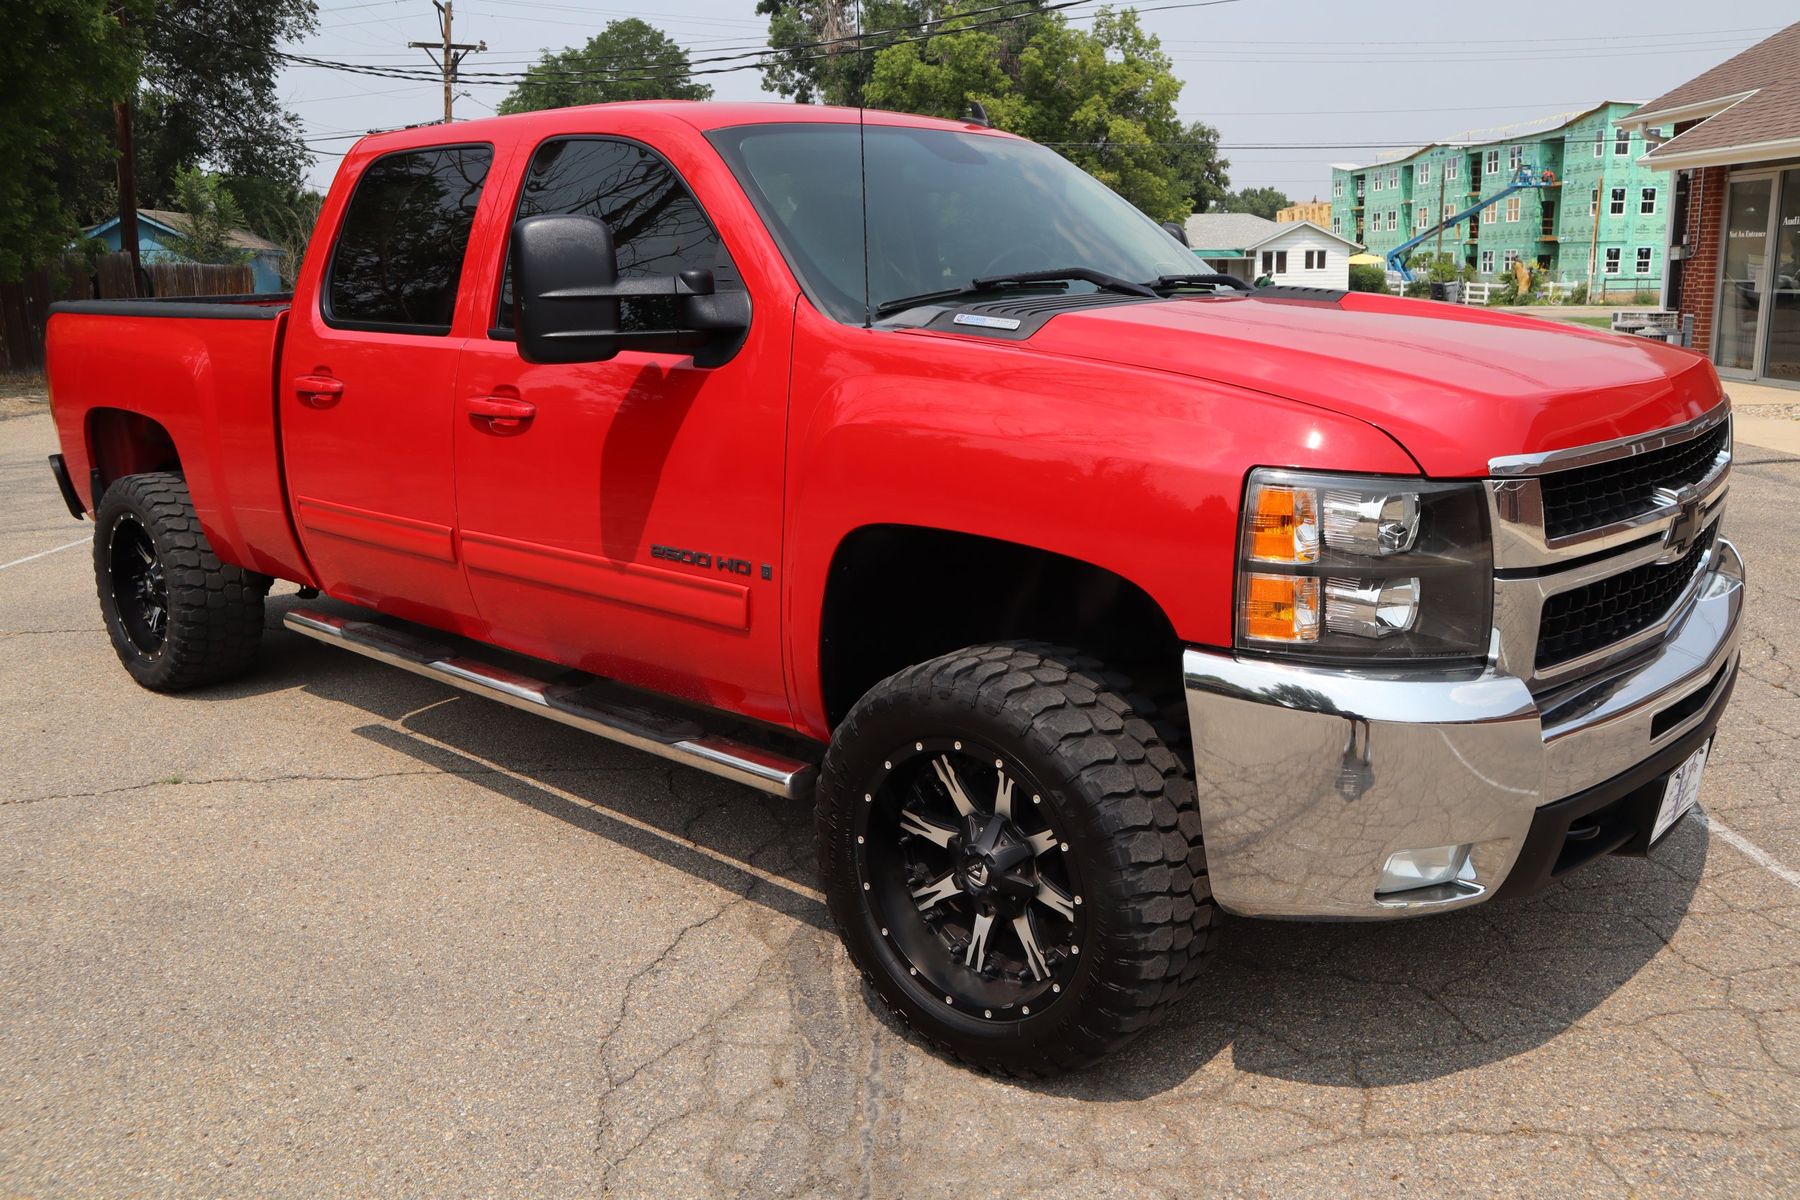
1182,213 -> 1361,290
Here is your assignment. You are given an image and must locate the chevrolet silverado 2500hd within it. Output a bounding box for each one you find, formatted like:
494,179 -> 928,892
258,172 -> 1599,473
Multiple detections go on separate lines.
45,103 -> 1743,1075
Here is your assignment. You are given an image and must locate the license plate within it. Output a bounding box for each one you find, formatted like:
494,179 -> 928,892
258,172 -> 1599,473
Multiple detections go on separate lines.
1652,739 -> 1711,844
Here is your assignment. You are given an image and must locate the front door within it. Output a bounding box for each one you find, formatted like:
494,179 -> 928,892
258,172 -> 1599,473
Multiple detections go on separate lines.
1764,168 -> 1800,384
1715,174 -> 1774,379
453,135 -> 791,725
280,143 -> 496,628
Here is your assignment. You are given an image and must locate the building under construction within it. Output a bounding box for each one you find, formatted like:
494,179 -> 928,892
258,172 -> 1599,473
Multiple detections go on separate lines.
1328,101 -> 1671,295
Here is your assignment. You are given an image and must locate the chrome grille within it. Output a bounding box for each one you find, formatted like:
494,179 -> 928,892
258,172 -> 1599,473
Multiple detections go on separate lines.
1487,402 -> 1732,688
1535,525 -> 1716,670
1539,422 -> 1729,539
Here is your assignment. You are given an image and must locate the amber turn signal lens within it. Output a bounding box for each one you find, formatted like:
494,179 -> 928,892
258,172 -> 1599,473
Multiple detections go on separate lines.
1247,483 -> 1319,563
1241,573 -> 1321,643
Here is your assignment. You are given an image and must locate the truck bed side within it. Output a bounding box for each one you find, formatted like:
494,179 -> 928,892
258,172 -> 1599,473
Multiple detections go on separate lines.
46,296 -> 316,585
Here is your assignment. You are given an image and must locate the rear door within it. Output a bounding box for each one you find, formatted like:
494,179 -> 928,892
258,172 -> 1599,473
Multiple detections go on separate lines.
280,143 -> 494,628
452,133 -> 792,724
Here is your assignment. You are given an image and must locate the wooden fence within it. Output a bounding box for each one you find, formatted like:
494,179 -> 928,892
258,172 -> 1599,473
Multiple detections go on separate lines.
0,253 -> 254,371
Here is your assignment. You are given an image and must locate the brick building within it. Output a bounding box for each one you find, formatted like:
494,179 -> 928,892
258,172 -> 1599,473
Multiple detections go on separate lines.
1626,21 -> 1800,386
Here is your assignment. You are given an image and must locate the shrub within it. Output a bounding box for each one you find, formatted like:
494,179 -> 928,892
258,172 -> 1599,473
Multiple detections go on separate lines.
1348,263 -> 1388,293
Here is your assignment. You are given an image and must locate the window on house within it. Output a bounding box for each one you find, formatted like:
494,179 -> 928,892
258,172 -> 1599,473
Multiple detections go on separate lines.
1387,210 -> 1397,231
1593,130 -> 1605,158
1445,157 -> 1458,180
1485,149 -> 1500,174
1503,249 -> 1519,269
326,144 -> 494,333
1505,196 -> 1520,223
1590,186 -> 1599,216
1417,161 -> 1431,184
1604,247 -> 1621,274
1609,187 -> 1626,215
1640,187 -> 1657,214
1509,145 -> 1522,171
1480,249 -> 1495,273
1373,173 -> 1383,192
1390,168 -> 1400,189
1333,179 -> 1343,198
1331,215 -> 1341,235
496,136 -> 737,332
1275,250 -> 1288,273
1485,203 -> 1499,225
1614,127 -> 1630,156
1636,246 -> 1652,273
1417,207 -> 1429,230
1261,250 -> 1273,273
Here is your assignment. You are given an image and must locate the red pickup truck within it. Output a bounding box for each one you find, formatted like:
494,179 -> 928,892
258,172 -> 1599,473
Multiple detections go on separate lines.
46,102 -> 1743,1075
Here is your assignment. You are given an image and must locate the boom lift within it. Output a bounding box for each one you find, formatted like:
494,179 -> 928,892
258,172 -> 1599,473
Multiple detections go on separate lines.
1384,166 -> 1548,283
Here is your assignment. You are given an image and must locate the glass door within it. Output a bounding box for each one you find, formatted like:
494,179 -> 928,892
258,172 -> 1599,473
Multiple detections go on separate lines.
1765,169 -> 1800,384
1715,175 -> 1772,377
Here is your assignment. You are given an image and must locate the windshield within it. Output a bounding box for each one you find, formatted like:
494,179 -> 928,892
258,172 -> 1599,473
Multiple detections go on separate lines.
709,123 -> 1199,322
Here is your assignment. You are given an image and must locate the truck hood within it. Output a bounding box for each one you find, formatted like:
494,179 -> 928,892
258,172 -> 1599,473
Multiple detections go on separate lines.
935,291 -> 1725,477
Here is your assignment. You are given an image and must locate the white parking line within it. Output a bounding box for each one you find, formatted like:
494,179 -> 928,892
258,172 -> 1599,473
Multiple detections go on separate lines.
0,538 -> 87,571
1697,810 -> 1800,892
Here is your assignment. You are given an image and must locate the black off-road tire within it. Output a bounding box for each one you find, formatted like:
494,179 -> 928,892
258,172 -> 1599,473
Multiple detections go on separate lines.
93,472 -> 266,692
817,642 -> 1217,1076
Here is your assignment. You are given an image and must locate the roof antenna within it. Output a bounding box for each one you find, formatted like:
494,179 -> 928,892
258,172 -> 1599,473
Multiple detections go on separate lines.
858,0 -> 871,329
966,100 -> 990,128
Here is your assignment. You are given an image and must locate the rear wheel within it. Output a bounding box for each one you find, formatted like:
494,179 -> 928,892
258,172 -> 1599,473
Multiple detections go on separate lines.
93,472 -> 267,692
818,643 -> 1216,1075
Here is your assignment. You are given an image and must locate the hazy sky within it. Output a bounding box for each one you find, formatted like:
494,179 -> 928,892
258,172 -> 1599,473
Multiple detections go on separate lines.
284,0 -> 1796,200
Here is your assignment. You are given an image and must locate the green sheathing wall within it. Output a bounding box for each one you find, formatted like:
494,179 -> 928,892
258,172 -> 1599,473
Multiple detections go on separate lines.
1327,102 -> 1670,292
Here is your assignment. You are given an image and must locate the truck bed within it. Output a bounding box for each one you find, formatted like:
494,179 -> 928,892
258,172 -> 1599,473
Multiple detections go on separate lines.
46,293 -> 314,584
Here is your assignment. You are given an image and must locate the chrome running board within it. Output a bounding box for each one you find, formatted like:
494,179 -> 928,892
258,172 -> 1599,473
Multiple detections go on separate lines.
283,607 -> 817,799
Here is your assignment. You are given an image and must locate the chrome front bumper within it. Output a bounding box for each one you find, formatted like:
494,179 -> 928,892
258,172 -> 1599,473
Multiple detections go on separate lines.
1183,538 -> 1744,919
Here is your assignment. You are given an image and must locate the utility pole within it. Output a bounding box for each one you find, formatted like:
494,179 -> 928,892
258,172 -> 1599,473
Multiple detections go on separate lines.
409,1 -> 485,124
1434,171 -> 1446,262
1589,167 -> 1604,301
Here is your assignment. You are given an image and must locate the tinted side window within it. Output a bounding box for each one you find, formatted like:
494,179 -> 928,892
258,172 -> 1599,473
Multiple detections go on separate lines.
497,138 -> 738,330
327,145 -> 493,333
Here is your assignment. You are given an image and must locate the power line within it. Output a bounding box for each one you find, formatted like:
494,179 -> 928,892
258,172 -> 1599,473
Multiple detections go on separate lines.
405,0 -> 485,123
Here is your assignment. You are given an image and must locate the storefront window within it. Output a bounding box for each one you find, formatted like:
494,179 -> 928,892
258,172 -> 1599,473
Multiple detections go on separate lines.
1717,177 -> 1771,374
1769,169 -> 1800,383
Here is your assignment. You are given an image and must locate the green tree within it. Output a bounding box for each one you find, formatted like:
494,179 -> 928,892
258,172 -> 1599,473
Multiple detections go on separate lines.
1217,187 -> 1292,220
1348,263 -> 1388,293
0,1 -> 144,281
755,0 -> 930,107
164,168 -> 252,265
862,5 -> 1228,222
499,19 -> 712,114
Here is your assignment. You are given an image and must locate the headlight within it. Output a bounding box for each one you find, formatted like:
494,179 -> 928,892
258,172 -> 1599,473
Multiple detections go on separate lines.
1236,469 -> 1491,661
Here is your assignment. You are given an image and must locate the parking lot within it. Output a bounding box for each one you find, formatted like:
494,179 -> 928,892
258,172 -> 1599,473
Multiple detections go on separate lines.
3,401 -> 1797,1197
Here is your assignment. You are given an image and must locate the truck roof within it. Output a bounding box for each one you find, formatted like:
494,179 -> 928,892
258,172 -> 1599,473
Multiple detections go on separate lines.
348,101 -> 1010,158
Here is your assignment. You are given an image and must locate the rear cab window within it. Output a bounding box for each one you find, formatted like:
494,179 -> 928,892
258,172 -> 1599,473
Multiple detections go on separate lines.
493,136 -> 742,336
325,144 -> 494,334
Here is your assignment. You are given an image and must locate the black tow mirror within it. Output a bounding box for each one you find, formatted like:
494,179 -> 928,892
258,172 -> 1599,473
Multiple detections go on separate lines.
1162,220 -> 1190,247
512,214 -> 750,367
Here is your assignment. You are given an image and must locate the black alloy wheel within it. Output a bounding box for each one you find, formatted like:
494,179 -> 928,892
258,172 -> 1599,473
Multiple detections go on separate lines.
92,472 -> 267,692
859,737 -> 1087,1022
107,512 -> 169,656
818,642 -> 1217,1076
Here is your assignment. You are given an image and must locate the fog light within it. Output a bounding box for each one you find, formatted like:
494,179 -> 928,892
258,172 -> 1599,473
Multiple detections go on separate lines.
1377,844 -> 1474,894
1324,577 -> 1420,638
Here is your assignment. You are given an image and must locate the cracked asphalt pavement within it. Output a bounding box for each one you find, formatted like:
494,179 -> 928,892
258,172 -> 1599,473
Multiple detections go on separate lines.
3,408 -> 1797,1197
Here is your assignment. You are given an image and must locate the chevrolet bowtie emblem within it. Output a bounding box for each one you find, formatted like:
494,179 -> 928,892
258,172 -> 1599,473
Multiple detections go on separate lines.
1653,484 -> 1703,563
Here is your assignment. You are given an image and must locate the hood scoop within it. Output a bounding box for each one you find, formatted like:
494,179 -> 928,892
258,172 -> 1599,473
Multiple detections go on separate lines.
926,291 -> 1158,339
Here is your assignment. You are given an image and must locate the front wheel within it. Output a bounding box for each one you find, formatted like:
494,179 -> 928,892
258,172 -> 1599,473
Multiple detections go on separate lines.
817,643 -> 1216,1075
93,472 -> 266,692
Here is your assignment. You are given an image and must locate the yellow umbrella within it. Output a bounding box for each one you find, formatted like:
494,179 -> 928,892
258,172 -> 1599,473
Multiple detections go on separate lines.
1347,253 -> 1385,265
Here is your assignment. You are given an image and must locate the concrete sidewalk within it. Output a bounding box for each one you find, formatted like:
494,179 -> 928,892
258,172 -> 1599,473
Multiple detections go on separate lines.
1727,380 -> 1800,456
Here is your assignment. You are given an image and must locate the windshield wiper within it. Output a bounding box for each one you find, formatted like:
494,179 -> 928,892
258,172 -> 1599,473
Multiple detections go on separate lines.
872,279 -> 1060,319
874,267 -> 1160,319
1146,272 -> 1252,293
972,267 -> 1159,298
